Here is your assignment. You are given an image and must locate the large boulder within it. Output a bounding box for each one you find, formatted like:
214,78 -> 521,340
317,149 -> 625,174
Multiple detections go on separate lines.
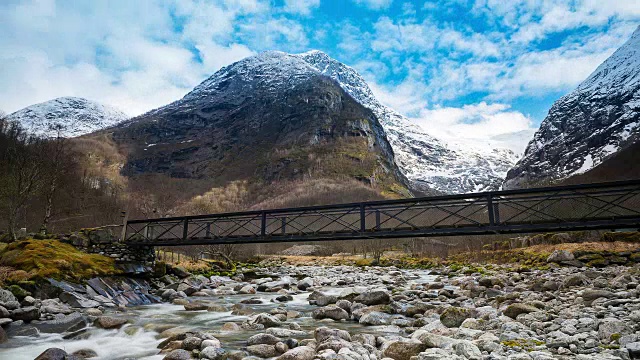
353,290 -> 390,305
312,306 -> 349,321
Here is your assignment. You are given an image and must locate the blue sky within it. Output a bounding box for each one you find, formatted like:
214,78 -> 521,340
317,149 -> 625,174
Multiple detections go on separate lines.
1,0 -> 639,151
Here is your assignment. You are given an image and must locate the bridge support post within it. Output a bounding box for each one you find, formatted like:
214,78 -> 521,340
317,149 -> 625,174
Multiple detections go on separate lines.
487,194 -> 496,226
182,219 -> 189,241
261,212 -> 267,237
375,210 -> 381,230
281,217 -> 286,235
360,204 -> 366,232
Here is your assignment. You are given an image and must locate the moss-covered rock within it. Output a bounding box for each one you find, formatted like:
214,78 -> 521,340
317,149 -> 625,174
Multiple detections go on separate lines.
586,258 -> 610,268
440,306 -> 474,328
7,284 -> 30,300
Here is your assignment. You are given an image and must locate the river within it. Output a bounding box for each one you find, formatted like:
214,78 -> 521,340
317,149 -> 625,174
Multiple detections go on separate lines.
0,270 -> 437,360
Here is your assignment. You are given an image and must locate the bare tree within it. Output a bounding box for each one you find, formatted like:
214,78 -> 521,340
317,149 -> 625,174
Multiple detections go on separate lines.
0,116 -> 47,240
39,125 -> 67,234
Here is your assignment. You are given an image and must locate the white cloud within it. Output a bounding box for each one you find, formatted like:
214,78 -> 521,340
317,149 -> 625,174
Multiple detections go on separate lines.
411,102 -> 536,153
0,0 -> 303,116
352,0 -> 393,10
283,0 -> 320,15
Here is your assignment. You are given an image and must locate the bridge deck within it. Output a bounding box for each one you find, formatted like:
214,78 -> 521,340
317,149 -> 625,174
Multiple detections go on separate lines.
124,180 -> 640,246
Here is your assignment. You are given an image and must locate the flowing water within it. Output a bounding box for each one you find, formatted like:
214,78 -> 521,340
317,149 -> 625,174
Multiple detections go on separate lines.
0,270 -> 437,360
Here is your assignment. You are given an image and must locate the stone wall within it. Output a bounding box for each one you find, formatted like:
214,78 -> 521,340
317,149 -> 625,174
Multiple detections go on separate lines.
66,227 -> 156,274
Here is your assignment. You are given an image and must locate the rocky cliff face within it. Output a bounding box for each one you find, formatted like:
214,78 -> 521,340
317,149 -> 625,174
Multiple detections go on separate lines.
296,51 -> 518,194
7,97 -> 129,138
111,52 -> 409,196
505,26 -> 640,188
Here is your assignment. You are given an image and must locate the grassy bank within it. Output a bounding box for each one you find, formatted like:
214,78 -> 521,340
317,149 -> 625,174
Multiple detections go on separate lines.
0,239 -> 120,286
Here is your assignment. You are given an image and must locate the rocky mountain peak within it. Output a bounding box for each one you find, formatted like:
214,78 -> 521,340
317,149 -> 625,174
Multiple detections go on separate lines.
504,27 -> 640,188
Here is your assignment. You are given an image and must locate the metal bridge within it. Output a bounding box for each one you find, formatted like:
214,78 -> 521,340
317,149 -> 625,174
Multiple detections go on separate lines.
124,180 -> 640,246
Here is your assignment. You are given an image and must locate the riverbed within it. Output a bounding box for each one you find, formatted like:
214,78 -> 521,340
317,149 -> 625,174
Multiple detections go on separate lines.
0,269 -> 437,359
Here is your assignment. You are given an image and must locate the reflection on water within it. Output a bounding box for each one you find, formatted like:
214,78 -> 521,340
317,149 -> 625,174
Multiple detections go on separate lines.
0,269 -> 434,360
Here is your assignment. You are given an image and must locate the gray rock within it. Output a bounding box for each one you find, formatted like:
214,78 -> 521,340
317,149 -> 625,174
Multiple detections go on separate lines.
563,274 -> 590,288
277,346 -> 316,360
163,349 -> 192,360
247,344 -> 278,358
625,342 -> 640,358
95,316 -> 128,329
0,289 -> 17,304
10,306 -> 41,322
59,291 -> 100,308
598,318 -> 630,341
414,348 -> 463,360
200,346 -> 226,360
382,340 -> 427,360
252,313 -> 282,328
297,278 -> 314,291
547,250 -> 575,263
265,328 -> 309,338
0,305 -> 9,317
248,333 -> 282,345
182,337 -> 203,351
440,306 -> 474,327
312,306 -> 349,321
359,311 -> 391,325
353,290 -> 390,305
33,312 -> 86,333
454,340 -> 482,360
34,348 -> 75,360
503,303 -> 539,319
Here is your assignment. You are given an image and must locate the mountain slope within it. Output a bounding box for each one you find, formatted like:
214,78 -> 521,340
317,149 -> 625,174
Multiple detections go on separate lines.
110,52 -> 410,198
296,50 -> 519,194
504,26 -> 640,188
7,97 -> 129,138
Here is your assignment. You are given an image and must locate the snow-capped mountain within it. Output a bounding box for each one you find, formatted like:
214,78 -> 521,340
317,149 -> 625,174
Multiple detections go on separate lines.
7,97 -> 129,138
296,50 -> 519,194
504,26 -> 640,188
113,51 -> 409,196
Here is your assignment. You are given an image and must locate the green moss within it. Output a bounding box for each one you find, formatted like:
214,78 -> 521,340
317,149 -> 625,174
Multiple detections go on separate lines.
610,333 -> 622,342
501,339 -> 545,351
7,284 -> 30,299
0,239 -> 120,282
602,231 -> 640,243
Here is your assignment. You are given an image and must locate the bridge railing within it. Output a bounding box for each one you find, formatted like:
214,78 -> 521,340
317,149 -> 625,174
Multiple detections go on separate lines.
124,180 -> 640,246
